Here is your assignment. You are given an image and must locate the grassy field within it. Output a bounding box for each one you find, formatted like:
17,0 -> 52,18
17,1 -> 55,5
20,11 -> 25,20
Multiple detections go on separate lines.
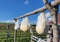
0,23 -> 46,42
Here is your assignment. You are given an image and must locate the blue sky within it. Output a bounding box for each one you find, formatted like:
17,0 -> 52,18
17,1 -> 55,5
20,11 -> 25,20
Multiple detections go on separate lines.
0,0 -> 60,24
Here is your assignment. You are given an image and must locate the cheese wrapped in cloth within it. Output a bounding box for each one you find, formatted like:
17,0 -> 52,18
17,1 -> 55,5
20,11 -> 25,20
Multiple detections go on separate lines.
20,17 -> 30,32
14,20 -> 20,30
36,12 -> 49,34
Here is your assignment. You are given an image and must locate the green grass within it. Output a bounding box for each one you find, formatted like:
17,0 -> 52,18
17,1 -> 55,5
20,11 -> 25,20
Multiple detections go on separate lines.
0,23 -> 46,42
0,29 -> 46,42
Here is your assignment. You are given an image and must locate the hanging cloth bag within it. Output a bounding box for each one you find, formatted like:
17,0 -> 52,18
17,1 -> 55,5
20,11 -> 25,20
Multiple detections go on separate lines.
36,12 -> 49,34
20,17 -> 30,32
45,12 -> 52,22
14,20 -> 20,30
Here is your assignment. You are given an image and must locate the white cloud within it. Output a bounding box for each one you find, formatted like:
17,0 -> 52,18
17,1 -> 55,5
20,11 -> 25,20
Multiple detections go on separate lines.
24,0 -> 29,5
0,20 -> 15,23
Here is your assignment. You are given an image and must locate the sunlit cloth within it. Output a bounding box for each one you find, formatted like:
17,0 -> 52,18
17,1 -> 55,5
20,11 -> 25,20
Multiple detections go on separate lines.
36,12 -> 49,34
20,17 -> 30,32
45,12 -> 52,22
14,20 -> 20,30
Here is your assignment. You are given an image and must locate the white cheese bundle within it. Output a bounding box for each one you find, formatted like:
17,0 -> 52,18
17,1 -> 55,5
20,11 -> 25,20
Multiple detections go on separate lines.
36,12 -> 49,34
14,20 -> 20,30
20,17 -> 30,32
45,12 -> 52,22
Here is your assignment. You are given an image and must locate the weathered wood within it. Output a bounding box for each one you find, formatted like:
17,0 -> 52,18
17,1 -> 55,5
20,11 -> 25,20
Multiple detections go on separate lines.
52,6 -> 59,42
43,0 -> 59,42
50,26 -> 53,42
14,30 -> 17,42
47,24 -> 53,42
47,31 -> 51,42
30,27 -> 34,42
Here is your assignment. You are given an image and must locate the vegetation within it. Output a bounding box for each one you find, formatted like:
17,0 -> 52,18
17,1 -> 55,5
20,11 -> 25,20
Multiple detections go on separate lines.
0,23 -> 46,42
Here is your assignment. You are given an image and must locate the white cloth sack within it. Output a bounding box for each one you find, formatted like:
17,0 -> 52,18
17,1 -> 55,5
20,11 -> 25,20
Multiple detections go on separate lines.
45,12 -> 52,22
36,12 -> 49,34
14,20 -> 20,30
20,17 -> 30,32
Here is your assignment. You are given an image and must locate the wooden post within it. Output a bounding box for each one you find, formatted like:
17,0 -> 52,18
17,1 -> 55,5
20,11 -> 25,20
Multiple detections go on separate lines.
49,25 -> 53,42
52,15 -> 59,42
30,26 -> 34,42
43,0 -> 59,42
14,30 -> 17,42
47,24 -> 53,42
47,31 -> 51,42
14,19 -> 17,42
6,24 -> 10,42
52,5 -> 59,42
